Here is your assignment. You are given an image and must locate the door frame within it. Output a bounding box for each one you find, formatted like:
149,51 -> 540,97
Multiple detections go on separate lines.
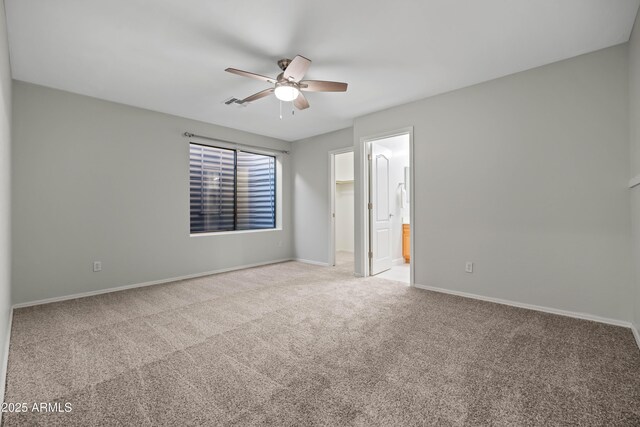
359,127 -> 415,285
328,147 -> 355,267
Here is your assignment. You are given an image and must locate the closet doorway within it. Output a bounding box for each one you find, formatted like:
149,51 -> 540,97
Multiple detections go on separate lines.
329,148 -> 355,268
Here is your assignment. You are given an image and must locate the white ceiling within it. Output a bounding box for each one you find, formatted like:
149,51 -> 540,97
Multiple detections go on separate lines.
5,0 -> 640,141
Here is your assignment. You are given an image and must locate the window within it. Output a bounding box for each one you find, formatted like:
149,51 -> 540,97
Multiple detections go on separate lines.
190,143 -> 276,233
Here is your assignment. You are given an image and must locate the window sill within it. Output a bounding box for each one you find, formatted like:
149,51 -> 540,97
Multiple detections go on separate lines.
190,228 -> 282,237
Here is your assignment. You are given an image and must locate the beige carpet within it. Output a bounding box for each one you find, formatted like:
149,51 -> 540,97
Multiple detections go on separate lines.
3,255 -> 640,426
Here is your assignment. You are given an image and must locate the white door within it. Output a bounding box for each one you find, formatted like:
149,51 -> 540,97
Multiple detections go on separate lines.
370,144 -> 392,275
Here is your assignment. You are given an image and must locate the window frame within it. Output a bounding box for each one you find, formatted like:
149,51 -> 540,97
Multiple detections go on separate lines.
189,142 -> 277,235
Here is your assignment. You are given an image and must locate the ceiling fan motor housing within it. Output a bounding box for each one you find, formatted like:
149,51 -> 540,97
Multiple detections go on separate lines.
277,58 -> 292,71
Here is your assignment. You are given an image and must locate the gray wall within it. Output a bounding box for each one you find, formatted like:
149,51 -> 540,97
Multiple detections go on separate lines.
353,45 -> 632,322
0,0 -> 11,401
11,82 -> 292,304
292,127 -> 353,264
630,15 -> 640,333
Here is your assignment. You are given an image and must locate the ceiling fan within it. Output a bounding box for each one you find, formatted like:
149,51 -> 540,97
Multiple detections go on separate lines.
225,55 -> 348,110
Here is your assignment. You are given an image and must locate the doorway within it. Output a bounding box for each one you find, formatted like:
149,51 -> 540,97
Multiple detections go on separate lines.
364,131 -> 413,284
329,148 -> 355,268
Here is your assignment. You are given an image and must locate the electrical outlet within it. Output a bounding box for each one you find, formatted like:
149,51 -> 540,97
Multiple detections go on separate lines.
93,261 -> 102,272
465,262 -> 473,273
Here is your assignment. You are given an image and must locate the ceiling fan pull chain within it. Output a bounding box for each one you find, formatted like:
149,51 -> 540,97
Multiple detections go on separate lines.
292,103 -> 295,116
279,100 -> 282,120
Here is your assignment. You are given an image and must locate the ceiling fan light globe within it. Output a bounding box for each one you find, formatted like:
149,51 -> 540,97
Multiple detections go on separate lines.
274,83 -> 299,102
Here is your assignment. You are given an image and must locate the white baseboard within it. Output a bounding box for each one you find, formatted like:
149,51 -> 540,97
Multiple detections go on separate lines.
632,323 -> 640,351
392,257 -> 407,266
1,306 -> 13,404
13,258 -> 294,309
413,283 -> 632,329
294,258 -> 330,267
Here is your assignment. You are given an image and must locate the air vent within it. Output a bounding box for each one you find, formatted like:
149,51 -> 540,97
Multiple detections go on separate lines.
222,97 -> 246,107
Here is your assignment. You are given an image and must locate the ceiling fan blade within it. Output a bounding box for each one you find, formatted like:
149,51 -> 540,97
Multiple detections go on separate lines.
293,92 -> 310,110
300,80 -> 348,92
225,68 -> 276,84
241,88 -> 274,103
284,55 -> 311,82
